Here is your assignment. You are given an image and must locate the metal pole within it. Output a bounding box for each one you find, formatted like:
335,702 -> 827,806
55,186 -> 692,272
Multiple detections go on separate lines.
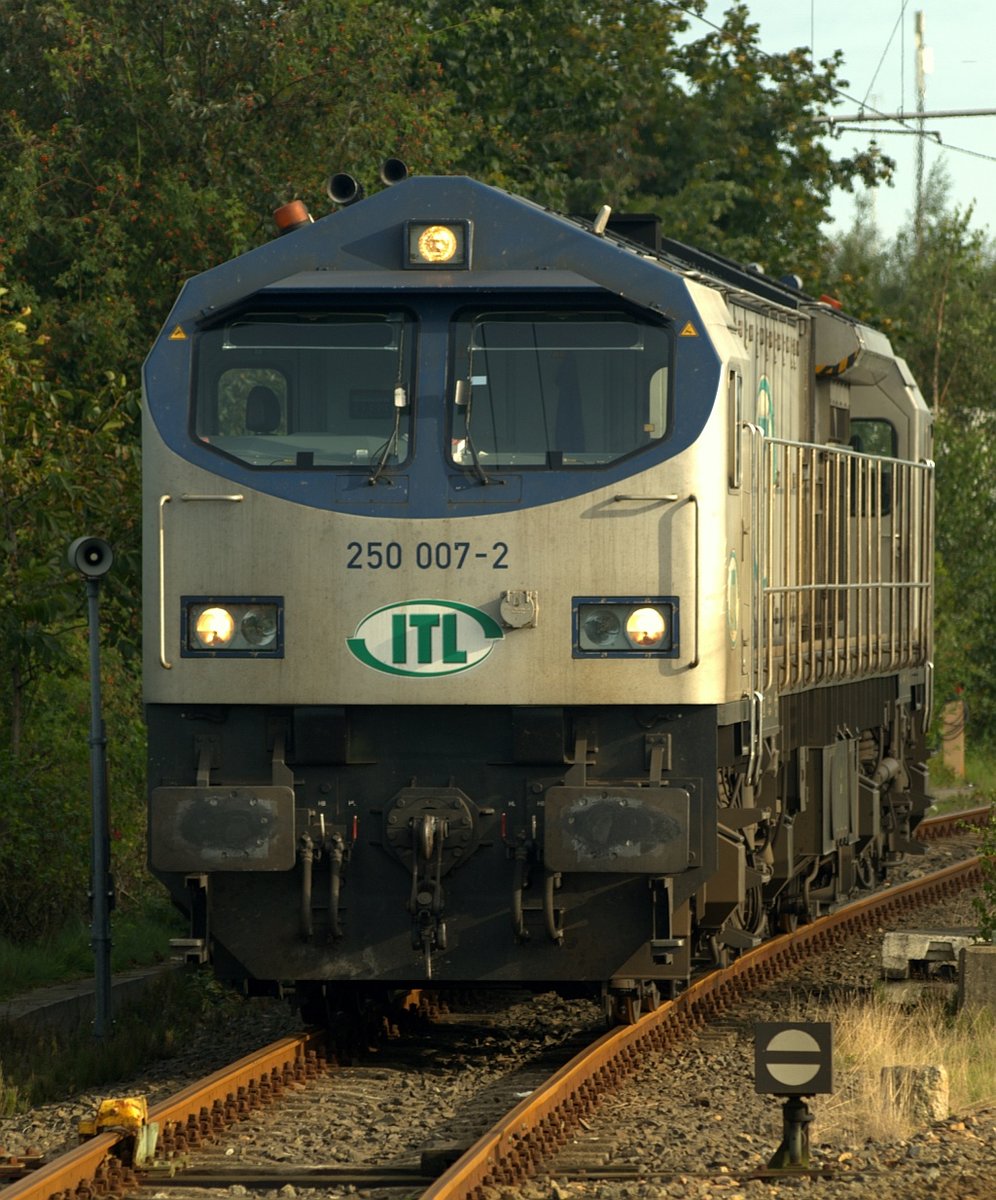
914,11 -> 927,251
768,1096 -> 814,1170
86,576 -> 113,1037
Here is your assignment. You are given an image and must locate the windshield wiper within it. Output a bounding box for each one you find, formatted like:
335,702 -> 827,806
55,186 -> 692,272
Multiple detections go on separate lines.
454,378 -> 490,485
369,318 -> 408,486
369,386 -> 407,485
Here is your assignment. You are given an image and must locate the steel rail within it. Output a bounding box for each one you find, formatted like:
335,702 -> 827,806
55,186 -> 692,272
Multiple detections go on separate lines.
0,1033 -> 325,1200
424,854 -> 984,1199
918,804 -> 993,838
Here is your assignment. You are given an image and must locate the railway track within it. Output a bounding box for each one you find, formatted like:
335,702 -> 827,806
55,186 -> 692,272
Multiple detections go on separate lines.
1,806 -> 989,1200
918,803 -> 992,838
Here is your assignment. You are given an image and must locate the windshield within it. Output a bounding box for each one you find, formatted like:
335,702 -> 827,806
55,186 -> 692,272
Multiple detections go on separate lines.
194,309 -> 414,468
451,309 -> 671,468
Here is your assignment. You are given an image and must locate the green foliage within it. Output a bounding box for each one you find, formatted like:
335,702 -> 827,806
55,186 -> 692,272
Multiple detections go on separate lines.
633,4 -> 890,280
0,636 -> 151,942
826,168 -> 996,413
0,899 -> 181,1001
0,289 -> 140,755
0,0 -> 458,379
423,0 -> 684,206
933,417 -> 996,737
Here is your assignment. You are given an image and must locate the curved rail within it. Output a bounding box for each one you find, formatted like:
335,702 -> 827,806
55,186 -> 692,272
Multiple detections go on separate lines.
423,855 -> 984,1198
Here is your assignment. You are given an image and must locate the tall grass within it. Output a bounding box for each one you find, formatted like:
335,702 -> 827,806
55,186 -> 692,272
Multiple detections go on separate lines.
810,993 -> 996,1143
0,969 -> 249,1115
928,745 -> 996,804
0,901 -> 183,1000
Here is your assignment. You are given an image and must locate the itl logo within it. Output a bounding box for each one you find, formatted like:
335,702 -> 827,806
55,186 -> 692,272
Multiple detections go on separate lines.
346,600 -> 504,677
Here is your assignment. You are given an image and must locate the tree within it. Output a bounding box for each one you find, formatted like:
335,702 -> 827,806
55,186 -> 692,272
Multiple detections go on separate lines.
0,0 -> 459,381
0,286 -> 138,755
425,0 -> 892,282
420,0 -> 692,208
828,170 -> 996,418
0,285 -> 148,940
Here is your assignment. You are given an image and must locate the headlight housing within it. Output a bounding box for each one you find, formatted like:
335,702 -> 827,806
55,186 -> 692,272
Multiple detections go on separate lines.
574,597 -> 678,657
405,219 -> 471,268
182,598 -> 283,657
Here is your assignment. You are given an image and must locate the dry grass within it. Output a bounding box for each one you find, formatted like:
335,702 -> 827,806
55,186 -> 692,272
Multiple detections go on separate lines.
804,992 -> 996,1144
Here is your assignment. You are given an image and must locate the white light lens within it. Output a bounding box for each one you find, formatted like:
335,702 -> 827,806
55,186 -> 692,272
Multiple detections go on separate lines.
583,609 -> 621,646
241,608 -> 277,647
625,607 -> 667,648
417,224 -> 458,263
194,606 -> 236,647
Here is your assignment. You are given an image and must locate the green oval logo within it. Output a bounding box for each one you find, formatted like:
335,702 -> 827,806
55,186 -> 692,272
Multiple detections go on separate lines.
346,599 -> 504,677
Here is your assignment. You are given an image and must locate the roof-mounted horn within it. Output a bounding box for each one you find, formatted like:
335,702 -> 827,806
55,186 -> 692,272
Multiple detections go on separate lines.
327,172 -> 364,207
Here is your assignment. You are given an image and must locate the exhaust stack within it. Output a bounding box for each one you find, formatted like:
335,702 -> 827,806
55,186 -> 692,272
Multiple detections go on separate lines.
326,172 -> 364,207
380,157 -> 409,186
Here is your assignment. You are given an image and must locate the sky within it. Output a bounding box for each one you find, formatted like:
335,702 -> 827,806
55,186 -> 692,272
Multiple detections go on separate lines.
694,0 -> 995,242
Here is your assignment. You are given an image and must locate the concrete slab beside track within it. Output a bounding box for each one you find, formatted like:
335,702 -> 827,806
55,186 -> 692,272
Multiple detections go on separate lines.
0,965 -> 182,1033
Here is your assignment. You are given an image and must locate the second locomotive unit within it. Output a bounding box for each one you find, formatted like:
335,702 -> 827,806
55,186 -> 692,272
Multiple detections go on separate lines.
143,165 -> 933,1020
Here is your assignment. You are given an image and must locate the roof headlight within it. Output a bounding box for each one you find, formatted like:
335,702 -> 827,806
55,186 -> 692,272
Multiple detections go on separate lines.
406,219 -> 470,268
418,224 -> 458,263
625,606 -> 668,649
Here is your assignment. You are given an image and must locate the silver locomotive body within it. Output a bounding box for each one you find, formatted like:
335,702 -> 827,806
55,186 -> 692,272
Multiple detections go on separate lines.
143,175 -> 932,1014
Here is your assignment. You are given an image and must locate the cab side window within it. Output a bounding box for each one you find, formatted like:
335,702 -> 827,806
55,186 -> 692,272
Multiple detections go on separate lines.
849,418 -> 896,515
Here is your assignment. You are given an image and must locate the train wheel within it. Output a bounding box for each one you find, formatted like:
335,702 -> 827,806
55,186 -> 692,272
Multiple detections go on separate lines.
603,980 -> 660,1025
603,990 -> 640,1025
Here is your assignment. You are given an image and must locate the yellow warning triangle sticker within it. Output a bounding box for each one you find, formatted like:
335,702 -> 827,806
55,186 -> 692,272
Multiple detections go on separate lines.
168,325 -> 187,341
679,321 -> 698,337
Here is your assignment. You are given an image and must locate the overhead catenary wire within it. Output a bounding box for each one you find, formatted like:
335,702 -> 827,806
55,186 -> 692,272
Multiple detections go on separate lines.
658,0 -> 996,167
860,0 -> 909,109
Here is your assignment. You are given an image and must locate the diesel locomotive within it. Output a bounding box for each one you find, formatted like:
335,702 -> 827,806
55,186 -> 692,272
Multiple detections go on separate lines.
143,165 -> 933,1021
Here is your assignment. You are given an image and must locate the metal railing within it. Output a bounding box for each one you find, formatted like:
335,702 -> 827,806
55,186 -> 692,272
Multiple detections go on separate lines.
745,429 -> 933,697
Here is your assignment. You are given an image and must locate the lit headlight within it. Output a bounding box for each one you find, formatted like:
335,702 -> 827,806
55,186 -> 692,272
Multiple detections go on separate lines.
574,598 -> 678,658
194,606 -> 236,647
183,598 -> 283,657
625,607 -> 668,648
406,219 -> 470,268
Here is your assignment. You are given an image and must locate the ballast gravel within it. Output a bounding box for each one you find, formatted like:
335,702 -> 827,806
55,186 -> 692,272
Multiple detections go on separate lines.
0,831 -> 992,1200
